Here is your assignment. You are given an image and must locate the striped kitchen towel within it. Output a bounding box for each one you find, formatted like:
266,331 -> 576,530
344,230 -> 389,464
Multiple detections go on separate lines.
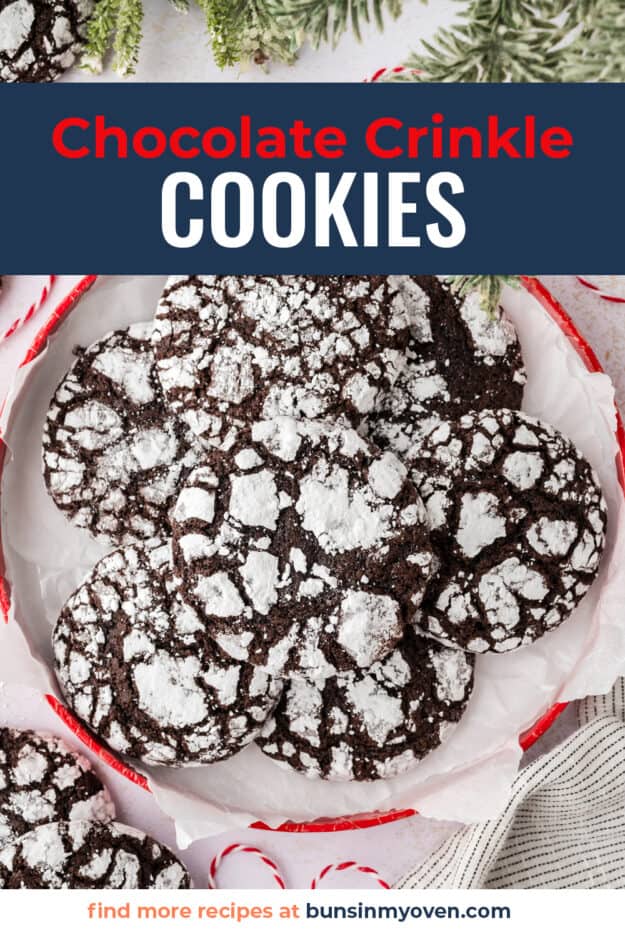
396,679 -> 625,889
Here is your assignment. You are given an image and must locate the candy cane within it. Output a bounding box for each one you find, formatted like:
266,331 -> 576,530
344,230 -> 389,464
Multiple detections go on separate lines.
311,861 -> 390,890
0,275 -> 56,344
208,844 -> 287,889
366,66 -> 420,82
577,276 -> 625,305
208,844 -> 389,890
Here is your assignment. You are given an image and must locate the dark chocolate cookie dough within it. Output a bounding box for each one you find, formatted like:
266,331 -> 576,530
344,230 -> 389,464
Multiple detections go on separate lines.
0,0 -> 93,83
151,275 -> 416,448
43,324 -> 205,546
0,821 -> 190,888
53,541 -> 283,767
367,277 -> 527,459
259,633 -> 474,781
0,729 -> 115,845
412,409 -> 607,653
171,417 -> 435,680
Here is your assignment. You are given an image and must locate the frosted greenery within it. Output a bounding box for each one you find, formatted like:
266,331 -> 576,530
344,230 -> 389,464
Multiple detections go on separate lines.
390,0 -> 625,84
82,0 -> 625,74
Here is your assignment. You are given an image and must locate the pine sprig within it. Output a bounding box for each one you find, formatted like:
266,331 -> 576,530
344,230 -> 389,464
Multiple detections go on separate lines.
84,0 -> 406,72
561,0 -> 625,82
394,0 -> 625,85
198,0 -> 301,68
82,0 -> 120,72
83,0 -> 625,79
83,0 -> 145,75
114,0 -> 143,76
395,1 -> 563,83
447,275 -> 523,314
264,0 -> 403,49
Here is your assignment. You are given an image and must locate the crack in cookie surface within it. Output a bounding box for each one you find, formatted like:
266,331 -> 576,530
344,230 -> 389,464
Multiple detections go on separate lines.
0,729 -> 115,846
53,541 -> 283,766
43,324 -> 206,546
410,409 -> 607,653
259,633 -> 474,781
0,821 -> 190,889
171,417 -> 435,680
367,277 -> 527,459
151,275 -> 418,448
0,0 -> 93,82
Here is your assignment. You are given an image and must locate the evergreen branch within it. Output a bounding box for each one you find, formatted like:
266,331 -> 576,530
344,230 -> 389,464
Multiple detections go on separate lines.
394,0 -> 625,85
82,0 -> 120,72
196,0 -> 244,67
197,0 -> 301,68
561,0 -> 625,82
84,0 -> 188,74
446,275 -> 523,314
395,1 -> 563,83
264,0 -> 403,49
113,0 -> 144,76
82,0 -> 625,76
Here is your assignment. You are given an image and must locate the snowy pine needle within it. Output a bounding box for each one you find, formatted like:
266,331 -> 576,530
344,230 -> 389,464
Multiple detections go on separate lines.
447,275 -> 523,314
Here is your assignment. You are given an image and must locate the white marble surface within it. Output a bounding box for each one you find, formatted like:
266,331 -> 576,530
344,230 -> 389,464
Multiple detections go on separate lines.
0,275 -> 622,889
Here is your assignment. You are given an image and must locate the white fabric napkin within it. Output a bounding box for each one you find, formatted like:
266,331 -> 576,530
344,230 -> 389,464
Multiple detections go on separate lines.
396,679 -> 625,889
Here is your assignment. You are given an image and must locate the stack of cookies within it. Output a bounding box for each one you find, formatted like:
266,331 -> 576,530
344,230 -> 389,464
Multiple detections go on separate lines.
43,275 -> 608,786
0,728 -> 189,888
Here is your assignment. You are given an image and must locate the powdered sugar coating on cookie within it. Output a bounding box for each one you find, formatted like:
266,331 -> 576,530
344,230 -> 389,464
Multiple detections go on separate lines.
171,417 -> 435,680
43,324 -> 206,546
0,821 -> 190,889
53,541 -> 283,766
151,275 -> 415,448
0,729 -> 115,846
0,0 -> 94,82
412,409 -> 607,653
259,633 -> 474,781
367,277 -> 527,459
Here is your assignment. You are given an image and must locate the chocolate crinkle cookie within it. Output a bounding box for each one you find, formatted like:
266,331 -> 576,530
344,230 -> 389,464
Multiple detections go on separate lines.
259,633 -> 474,781
43,324 -> 206,546
0,0 -> 94,83
367,276 -> 527,459
0,821 -> 190,888
171,416 -> 435,680
151,275 -> 417,448
412,409 -> 607,653
53,541 -> 283,767
0,729 -> 115,846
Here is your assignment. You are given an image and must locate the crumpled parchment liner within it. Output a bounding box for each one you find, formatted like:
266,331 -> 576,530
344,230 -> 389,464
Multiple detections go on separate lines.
1,276 -> 624,845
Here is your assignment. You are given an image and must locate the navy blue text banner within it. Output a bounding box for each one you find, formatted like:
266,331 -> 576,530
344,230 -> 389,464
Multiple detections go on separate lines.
0,82 -> 622,273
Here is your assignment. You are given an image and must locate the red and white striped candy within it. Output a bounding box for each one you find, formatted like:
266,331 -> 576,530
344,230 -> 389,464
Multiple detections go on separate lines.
311,861 -> 390,890
0,275 -> 56,344
208,843 -> 286,889
366,66 -> 419,82
208,843 -> 389,890
577,276 -> 625,305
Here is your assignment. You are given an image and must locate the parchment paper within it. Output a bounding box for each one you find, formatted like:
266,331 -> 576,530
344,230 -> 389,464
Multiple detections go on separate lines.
1,276 -> 624,844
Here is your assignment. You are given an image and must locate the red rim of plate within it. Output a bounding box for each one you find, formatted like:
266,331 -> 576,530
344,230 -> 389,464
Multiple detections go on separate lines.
1,274 -> 623,834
